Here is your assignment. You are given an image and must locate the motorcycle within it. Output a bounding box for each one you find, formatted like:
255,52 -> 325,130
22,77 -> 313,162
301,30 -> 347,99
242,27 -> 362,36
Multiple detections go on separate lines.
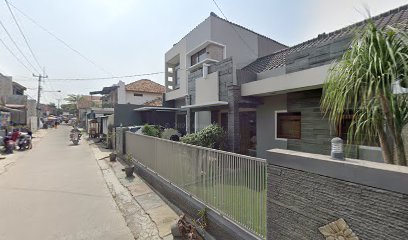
70,130 -> 82,145
18,134 -> 32,150
3,136 -> 16,154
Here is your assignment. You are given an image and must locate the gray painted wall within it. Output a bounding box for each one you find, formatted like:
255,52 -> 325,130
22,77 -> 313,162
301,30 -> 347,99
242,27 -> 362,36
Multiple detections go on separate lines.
256,94 -> 287,158
113,104 -> 143,127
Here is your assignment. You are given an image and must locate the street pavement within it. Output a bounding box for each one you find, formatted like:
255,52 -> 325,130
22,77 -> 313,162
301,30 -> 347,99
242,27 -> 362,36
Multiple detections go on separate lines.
0,125 -> 134,240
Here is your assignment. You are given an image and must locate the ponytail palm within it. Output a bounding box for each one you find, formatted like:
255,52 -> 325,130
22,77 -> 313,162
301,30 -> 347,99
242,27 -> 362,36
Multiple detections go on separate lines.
321,23 -> 408,166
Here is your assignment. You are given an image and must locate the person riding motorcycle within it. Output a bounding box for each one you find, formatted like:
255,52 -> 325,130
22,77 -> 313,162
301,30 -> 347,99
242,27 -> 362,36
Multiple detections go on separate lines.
69,126 -> 82,144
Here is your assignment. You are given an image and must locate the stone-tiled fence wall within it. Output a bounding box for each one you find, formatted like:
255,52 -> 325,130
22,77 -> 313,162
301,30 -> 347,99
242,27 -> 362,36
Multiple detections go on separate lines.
266,149 -> 408,240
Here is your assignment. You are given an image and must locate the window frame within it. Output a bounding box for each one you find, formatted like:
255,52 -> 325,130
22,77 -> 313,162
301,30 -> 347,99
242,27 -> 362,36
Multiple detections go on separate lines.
275,110 -> 301,140
191,48 -> 207,66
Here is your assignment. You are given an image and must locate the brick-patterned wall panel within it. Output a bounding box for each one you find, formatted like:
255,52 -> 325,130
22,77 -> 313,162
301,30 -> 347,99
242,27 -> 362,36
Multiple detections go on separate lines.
267,164 -> 408,240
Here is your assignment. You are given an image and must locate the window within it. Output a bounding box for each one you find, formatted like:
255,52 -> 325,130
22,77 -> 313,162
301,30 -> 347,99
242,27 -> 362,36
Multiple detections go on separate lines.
276,112 -> 301,139
191,48 -> 207,66
134,93 -> 143,97
175,65 -> 180,89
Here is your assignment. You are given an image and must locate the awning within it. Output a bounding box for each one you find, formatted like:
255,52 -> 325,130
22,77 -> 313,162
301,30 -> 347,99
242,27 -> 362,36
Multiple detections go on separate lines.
0,105 -> 23,112
5,104 -> 25,109
181,101 -> 228,109
134,107 -> 183,112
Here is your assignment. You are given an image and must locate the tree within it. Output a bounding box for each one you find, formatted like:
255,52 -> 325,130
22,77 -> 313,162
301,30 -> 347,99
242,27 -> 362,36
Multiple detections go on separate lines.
64,94 -> 83,106
321,22 -> 408,166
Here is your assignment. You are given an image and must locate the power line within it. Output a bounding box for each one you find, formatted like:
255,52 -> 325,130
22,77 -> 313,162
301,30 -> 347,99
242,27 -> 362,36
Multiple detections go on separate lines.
0,36 -> 32,73
7,1 -> 113,77
4,0 -> 42,70
210,0 -> 258,58
0,15 -> 38,73
47,71 -> 164,81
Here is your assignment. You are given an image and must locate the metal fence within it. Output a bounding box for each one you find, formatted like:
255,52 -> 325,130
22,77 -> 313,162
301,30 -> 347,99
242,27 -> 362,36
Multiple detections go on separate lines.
125,132 -> 267,238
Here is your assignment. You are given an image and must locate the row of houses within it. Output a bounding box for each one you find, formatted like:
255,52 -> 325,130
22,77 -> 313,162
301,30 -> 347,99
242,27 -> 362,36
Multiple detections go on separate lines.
0,73 -> 37,131
92,5 -> 408,162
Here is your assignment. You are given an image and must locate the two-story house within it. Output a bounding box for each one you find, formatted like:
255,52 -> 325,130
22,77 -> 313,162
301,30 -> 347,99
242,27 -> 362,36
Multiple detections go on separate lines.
0,73 -> 36,127
163,12 -> 287,154
164,5 -> 408,161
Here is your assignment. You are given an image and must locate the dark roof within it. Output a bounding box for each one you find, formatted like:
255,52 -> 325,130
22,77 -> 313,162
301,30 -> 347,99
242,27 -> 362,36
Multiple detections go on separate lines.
90,86 -> 118,95
243,4 -> 408,73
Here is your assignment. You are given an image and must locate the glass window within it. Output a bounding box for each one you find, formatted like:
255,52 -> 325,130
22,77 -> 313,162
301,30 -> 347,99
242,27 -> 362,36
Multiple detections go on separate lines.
191,48 -> 207,66
134,93 -> 143,97
276,112 -> 301,139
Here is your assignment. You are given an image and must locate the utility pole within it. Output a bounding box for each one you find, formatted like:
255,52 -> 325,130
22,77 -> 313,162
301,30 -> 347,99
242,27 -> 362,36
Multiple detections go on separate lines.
33,73 -> 48,128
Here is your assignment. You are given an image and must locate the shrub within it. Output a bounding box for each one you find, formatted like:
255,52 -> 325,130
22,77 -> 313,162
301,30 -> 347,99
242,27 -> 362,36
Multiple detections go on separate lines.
141,124 -> 161,137
181,124 -> 225,149
161,128 -> 180,140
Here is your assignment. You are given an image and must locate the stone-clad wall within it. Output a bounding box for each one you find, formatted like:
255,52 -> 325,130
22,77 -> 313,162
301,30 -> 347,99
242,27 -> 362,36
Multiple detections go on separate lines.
287,89 -> 333,155
286,35 -> 352,74
187,58 -> 234,105
266,150 -> 408,240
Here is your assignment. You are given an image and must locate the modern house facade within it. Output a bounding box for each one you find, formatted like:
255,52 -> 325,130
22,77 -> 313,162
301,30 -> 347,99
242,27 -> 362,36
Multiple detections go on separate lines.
163,5 -> 408,160
241,5 -> 408,160
163,12 -> 287,154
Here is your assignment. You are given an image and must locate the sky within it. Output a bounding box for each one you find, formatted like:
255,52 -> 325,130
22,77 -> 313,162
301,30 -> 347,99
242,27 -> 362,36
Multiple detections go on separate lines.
0,0 -> 407,104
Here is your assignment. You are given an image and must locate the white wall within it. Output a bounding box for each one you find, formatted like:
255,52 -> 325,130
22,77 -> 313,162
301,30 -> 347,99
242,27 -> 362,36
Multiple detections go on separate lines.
117,81 -> 126,104
195,72 -> 219,104
124,91 -> 161,105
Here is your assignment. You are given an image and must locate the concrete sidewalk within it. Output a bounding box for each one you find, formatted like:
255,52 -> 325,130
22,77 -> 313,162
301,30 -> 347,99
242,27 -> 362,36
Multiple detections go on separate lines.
90,142 -> 179,240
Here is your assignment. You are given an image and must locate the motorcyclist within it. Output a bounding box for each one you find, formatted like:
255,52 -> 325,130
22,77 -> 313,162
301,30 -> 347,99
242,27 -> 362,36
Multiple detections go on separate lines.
11,129 -> 20,142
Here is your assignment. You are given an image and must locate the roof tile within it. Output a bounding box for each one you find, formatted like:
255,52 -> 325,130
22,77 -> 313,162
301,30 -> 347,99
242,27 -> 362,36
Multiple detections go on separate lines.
125,79 -> 165,94
244,4 -> 408,73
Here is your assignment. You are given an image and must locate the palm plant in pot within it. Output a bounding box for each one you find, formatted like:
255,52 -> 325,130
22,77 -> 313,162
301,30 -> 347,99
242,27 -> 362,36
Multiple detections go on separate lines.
122,153 -> 135,177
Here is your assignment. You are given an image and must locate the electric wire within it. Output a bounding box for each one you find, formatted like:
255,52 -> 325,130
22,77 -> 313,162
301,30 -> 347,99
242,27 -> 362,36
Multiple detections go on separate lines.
210,0 -> 258,58
0,36 -> 32,73
4,0 -> 42,70
0,16 -> 39,73
47,71 -> 164,81
7,1 -> 113,77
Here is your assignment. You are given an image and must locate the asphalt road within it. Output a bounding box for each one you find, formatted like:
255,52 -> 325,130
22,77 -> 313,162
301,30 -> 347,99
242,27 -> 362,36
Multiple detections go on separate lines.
0,125 -> 134,240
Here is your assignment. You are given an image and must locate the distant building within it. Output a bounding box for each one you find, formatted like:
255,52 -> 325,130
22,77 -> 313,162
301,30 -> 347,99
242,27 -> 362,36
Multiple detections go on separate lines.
0,73 -> 36,128
90,79 -> 165,107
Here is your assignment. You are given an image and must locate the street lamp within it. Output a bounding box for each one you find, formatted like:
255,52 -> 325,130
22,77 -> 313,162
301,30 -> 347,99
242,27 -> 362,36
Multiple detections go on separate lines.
43,90 -> 62,93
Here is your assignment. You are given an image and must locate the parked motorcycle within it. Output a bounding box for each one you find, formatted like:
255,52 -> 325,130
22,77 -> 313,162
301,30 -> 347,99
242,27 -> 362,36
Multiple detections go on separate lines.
18,134 -> 32,150
3,136 -> 16,154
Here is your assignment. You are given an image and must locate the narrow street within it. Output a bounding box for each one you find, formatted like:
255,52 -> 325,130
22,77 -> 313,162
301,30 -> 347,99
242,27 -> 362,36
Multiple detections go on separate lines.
0,126 -> 134,240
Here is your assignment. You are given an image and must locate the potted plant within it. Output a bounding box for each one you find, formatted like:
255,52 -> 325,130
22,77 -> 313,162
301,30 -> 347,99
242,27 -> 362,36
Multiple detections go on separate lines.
122,153 -> 134,178
109,151 -> 117,162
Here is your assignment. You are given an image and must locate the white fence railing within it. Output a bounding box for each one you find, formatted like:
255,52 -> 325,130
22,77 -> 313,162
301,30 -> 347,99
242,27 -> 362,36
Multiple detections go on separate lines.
125,132 -> 267,238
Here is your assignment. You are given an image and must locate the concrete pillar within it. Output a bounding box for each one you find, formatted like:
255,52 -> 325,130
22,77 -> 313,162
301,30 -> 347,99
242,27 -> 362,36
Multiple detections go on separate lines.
185,95 -> 191,134
227,85 -> 241,153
